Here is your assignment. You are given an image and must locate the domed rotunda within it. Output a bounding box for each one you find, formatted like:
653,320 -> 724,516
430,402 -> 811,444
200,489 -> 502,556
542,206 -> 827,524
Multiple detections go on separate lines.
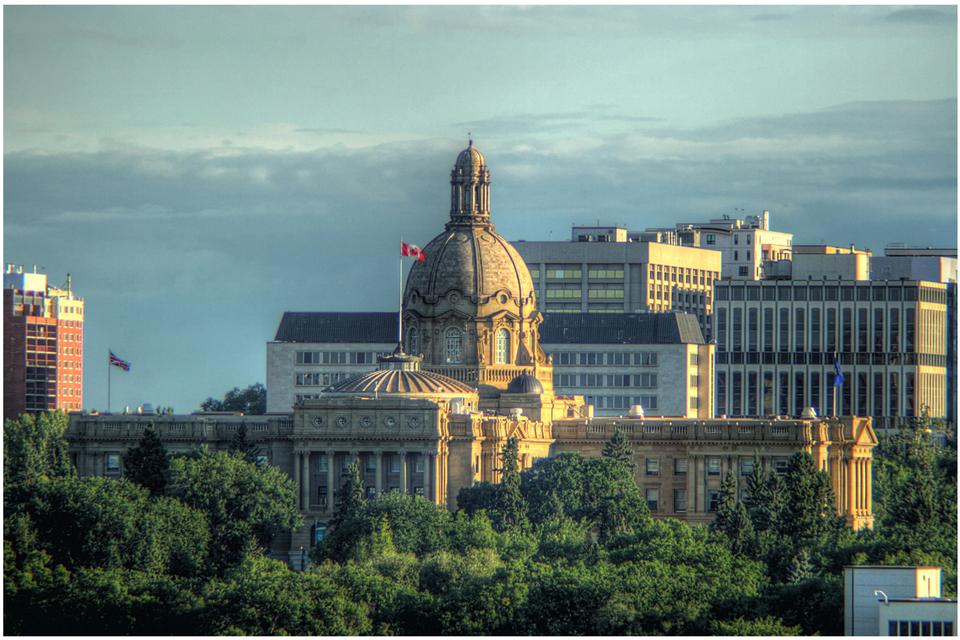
403,141 -> 551,396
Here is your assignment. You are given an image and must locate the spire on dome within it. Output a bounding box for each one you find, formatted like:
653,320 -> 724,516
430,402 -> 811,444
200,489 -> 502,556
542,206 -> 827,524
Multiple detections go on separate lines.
450,140 -> 490,225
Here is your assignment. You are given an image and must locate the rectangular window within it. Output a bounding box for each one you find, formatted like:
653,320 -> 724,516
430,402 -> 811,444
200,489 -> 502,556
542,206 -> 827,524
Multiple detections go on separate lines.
795,372 -> 805,416
106,454 -> 120,473
747,371 -> 758,416
645,488 -> 659,512
810,372 -> 821,416
707,490 -> 720,512
707,457 -> 721,476
747,308 -> 758,352
890,308 -> 901,352
857,308 -> 868,353
645,458 -> 660,476
841,308 -> 852,352
763,372 -> 774,416
390,456 -> 401,473
674,458 -> 688,475
717,372 -> 727,416
810,308 -> 821,352
841,371 -> 852,415
763,308 -> 774,352
732,308 -> 743,351
779,308 -> 790,352
674,489 -> 688,513
716,308 -> 728,352
905,373 -> 915,416
739,457 -> 754,476
731,372 -> 742,416
827,308 -> 837,352
905,308 -> 915,351
779,372 -> 789,415
415,456 -> 425,473
857,372 -> 868,416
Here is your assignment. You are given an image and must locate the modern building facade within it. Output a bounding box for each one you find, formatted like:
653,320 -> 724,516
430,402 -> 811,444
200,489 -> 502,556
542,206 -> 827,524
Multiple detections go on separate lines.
712,278 -> 949,430
512,225 -> 721,335
844,566 -> 956,636
267,311 -> 712,419
4,265 -> 84,420
643,210 -> 793,280
66,143 -> 877,570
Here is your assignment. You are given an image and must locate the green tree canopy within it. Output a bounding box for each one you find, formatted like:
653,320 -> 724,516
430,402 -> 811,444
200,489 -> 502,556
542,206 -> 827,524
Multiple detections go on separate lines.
200,383 -> 266,414
167,449 -> 301,573
123,425 -> 170,495
228,423 -> 263,464
601,428 -> 635,469
4,411 -> 73,499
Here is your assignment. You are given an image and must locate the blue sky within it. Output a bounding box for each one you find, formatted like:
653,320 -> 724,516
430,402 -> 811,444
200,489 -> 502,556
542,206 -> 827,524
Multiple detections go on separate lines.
4,5 -> 957,412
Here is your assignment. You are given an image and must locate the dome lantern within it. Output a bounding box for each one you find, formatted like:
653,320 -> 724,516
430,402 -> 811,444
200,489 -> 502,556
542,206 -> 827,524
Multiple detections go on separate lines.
450,139 -> 491,225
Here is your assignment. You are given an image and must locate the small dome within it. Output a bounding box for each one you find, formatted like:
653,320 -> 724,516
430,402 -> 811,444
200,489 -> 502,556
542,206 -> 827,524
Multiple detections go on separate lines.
454,140 -> 485,174
506,373 -> 543,395
326,368 -> 476,396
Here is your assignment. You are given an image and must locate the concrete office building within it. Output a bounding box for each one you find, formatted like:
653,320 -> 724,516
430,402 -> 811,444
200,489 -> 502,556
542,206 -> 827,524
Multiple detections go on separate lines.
844,566 -> 956,636
267,311 -> 713,419
512,225 -> 721,336
4,265 -> 84,419
712,278 -> 949,430
643,210 -> 793,280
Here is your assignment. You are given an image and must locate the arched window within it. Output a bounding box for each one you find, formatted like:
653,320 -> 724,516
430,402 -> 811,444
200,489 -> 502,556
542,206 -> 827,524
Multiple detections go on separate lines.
445,328 -> 463,364
406,326 -> 419,355
496,328 -> 510,364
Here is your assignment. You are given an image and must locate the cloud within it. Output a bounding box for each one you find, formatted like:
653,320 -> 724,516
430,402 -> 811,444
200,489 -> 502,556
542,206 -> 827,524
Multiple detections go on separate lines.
884,7 -> 956,26
5,98 -> 955,410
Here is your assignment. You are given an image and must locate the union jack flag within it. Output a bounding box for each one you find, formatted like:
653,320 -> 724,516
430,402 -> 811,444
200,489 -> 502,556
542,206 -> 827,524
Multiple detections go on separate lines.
109,350 -> 131,372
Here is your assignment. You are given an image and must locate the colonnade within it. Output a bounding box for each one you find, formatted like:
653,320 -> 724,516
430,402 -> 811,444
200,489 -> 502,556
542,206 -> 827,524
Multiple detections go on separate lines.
291,446 -> 447,512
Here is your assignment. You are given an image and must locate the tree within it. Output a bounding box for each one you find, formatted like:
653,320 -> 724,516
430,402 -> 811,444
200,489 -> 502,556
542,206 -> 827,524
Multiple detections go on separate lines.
601,428 -> 634,470
4,411 -> 73,498
493,437 -> 526,531
200,383 -> 266,414
779,452 -> 840,548
123,425 -> 170,495
331,460 -> 365,531
710,615 -> 801,636
167,449 -> 301,573
711,470 -> 754,554
228,423 -> 262,465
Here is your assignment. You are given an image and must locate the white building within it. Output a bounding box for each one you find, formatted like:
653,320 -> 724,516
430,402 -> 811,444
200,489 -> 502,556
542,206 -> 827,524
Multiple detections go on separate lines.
844,565 -> 956,636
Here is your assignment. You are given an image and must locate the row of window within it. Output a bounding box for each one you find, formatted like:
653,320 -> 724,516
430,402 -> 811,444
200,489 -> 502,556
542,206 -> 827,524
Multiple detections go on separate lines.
583,395 -> 658,410
296,351 -> 377,365
887,620 -> 954,636
554,373 -> 658,388
716,307 -> 918,354
640,456 -> 784,478
295,372 -> 352,387
716,370 -> 919,418
716,283 -> 928,302
717,352 -> 935,366
550,351 -> 659,366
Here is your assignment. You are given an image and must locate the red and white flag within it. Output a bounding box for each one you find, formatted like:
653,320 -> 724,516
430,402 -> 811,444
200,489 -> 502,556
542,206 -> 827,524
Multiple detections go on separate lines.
401,242 -> 426,262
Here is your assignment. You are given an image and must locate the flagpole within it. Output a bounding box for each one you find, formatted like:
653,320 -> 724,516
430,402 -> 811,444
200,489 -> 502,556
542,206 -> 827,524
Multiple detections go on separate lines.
398,237 -> 403,348
107,349 -> 111,414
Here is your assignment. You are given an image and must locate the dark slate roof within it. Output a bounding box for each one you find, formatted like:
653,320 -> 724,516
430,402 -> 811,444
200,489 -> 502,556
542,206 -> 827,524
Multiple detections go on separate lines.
539,312 -> 705,345
273,312 -> 397,343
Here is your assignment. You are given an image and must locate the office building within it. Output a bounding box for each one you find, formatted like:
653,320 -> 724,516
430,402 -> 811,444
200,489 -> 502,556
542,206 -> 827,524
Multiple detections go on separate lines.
712,278 -> 949,430
4,265 -> 84,419
844,565 -> 956,636
512,225 -> 721,336
643,210 -> 793,280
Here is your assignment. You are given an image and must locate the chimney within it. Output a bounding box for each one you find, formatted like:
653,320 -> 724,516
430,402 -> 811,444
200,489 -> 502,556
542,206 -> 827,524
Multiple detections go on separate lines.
762,209 -> 770,230
66,273 -> 72,293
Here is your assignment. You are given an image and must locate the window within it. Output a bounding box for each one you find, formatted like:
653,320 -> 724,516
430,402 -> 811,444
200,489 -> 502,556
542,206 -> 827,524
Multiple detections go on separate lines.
707,457 -> 721,476
645,488 -> 659,512
739,457 -> 754,476
738,266 -> 749,277
407,326 -> 419,355
732,308 -> 743,351
366,487 -> 377,500
674,458 -> 688,475
414,486 -> 425,497
255,455 -> 269,468
674,489 -> 688,513
318,455 -> 328,473
841,308 -> 852,352
747,308 -> 758,352
390,456 -> 401,473
445,328 -> 463,364
810,308 -> 821,352
314,525 -> 327,544
716,308 -> 728,351
415,456 -> 425,473
106,454 -> 121,473
717,372 -> 727,416
645,458 -> 660,476
707,490 -> 720,512
495,328 -> 510,364
706,234 -> 716,245
778,308 -> 790,352
795,308 -> 805,352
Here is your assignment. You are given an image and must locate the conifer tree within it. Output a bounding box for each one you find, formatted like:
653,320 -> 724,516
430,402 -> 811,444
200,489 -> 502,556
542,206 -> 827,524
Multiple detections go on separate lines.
228,423 -> 262,465
712,469 -> 754,553
601,428 -> 634,470
123,424 -> 169,496
331,460 -> 365,531
494,436 -> 527,530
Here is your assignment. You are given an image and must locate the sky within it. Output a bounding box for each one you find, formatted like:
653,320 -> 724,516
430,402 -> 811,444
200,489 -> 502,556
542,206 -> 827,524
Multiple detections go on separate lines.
4,5 -> 957,412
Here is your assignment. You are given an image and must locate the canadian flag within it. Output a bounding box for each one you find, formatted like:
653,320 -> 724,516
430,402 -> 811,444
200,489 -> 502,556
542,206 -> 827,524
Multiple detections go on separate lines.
401,242 -> 426,262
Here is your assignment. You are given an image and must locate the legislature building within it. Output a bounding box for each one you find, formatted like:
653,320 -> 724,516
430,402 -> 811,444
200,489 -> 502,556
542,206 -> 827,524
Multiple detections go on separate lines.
66,142 -> 878,568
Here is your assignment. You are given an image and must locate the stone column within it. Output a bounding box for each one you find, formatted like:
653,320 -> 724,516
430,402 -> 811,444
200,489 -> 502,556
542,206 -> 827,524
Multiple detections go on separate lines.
326,453 -> 335,513
865,457 -> 872,513
695,455 -> 706,513
301,451 -> 310,509
400,450 -> 408,494
375,450 -> 383,496
294,450 -> 302,510
846,457 -> 857,518
686,454 -> 697,515
425,452 -> 434,502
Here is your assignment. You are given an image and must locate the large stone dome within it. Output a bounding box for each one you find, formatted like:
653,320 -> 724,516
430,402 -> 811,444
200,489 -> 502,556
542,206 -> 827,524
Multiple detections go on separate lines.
404,225 -> 536,309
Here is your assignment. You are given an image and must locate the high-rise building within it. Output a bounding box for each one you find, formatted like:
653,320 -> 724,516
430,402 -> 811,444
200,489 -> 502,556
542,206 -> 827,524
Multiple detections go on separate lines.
512,225 -> 721,336
4,264 -> 84,419
642,210 -> 793,280
712,278 -> 949,430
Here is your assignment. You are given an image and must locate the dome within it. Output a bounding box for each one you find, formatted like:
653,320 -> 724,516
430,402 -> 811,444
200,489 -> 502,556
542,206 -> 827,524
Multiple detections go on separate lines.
326,368 -> 476,396
506,373 -> 544,395
404,224 -> 536,307
454,140 -> 486,174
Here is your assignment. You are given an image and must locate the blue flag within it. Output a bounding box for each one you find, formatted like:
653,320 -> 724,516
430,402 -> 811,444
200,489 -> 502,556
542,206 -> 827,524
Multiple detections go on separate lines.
833,358 -> 844,387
